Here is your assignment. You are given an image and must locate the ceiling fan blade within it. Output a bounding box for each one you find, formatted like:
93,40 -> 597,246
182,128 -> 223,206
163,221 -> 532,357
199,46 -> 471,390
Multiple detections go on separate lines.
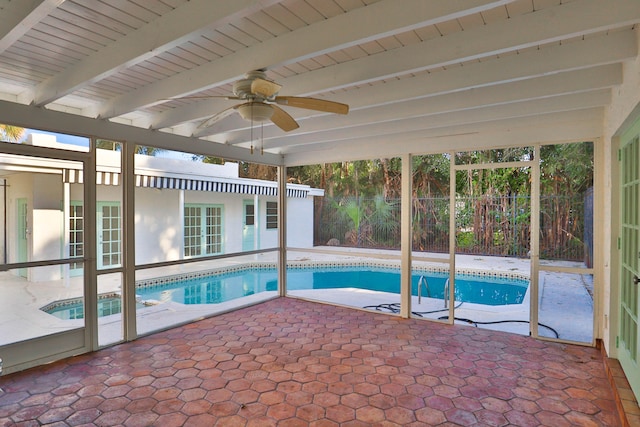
170,95 -> 241,101
197,104 -> 242,129
251,78 -> 282,98
270,105 -> 299,132
274,96 -> 349,114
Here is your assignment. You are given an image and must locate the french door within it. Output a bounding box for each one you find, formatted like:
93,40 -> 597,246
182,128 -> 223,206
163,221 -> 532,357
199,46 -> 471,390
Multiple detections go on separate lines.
97,202 -> 121,269
69,201 -> 84,275
242,200 -> 256,251
619,117 -> 640,400
184,204 -> 223,257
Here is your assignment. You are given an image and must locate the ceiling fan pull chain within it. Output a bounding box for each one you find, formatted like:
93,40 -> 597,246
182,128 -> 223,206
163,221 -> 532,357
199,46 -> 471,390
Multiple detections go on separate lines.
250,106 -> 254,154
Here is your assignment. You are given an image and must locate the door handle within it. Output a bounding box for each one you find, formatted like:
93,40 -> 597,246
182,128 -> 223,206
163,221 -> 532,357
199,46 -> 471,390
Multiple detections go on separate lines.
634,276 -> 640,285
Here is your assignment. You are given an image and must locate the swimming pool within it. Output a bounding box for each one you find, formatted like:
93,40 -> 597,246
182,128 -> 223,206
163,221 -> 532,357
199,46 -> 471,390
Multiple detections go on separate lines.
41,293 -> 140,320
42,266 -> 528,318
287,268 -> 527,306
136,266 -> 527,306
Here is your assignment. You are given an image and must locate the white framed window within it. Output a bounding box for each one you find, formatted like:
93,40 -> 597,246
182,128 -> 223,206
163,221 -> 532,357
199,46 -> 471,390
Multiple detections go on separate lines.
184,204 -> 223,257
266,201 -> 278,229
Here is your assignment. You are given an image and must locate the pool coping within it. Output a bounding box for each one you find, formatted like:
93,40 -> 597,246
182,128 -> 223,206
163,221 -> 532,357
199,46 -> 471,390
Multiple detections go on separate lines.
134,260 -> 531,288
40,260 -> 532,315
40,292 -> 122,314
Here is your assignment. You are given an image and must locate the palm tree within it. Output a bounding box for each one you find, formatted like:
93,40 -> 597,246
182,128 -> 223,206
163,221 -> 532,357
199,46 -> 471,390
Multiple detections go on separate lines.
0,125 -> 25,142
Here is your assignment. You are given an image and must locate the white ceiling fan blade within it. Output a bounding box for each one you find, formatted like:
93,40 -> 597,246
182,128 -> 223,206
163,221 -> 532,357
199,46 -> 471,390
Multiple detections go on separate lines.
197,104 -> 242,129
251,78 -> 282,97
270,105 -> 299,132
274,96 -> 349,114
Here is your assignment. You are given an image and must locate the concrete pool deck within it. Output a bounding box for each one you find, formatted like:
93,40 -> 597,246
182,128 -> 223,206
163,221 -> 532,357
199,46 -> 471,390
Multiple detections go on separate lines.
0,249 -> 594,347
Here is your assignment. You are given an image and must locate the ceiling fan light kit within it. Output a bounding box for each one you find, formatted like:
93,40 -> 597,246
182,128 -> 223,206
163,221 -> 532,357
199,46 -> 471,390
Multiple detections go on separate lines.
237,102 -> 274,122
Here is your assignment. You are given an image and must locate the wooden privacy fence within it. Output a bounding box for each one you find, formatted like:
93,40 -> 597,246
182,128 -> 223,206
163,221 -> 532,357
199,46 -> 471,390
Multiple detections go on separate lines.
315,192 -> 592,263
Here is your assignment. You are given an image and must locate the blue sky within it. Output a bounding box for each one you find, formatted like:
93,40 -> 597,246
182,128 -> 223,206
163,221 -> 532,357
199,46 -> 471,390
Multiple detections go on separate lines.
23,129 -> 196,160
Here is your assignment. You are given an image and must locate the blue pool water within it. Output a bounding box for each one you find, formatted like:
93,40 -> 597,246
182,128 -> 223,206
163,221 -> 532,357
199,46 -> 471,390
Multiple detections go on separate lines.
43,295 -> 143,320
136,267 -> 527,307
43,267 -> 528,318
45,298 -> 120,320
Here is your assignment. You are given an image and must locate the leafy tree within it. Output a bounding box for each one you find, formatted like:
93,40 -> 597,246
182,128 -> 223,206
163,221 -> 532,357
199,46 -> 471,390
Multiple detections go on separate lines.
287,143 -> 593,261
411,154 -> 451,252
538,142 -> 593,259
413,154 -> 450,197
96,139 -> 165,156
198,155 -> 278,180
239,162 -> 277,180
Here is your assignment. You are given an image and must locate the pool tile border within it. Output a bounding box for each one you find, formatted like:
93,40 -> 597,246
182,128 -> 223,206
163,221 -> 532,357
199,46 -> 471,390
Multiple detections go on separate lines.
40,292 -> 121,313
135,260 -> 530,289
40,260 -> 531,313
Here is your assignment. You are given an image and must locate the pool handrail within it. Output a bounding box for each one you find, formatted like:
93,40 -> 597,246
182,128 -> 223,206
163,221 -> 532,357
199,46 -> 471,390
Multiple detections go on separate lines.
444,278 -> 450,308
417,275 -> 431,304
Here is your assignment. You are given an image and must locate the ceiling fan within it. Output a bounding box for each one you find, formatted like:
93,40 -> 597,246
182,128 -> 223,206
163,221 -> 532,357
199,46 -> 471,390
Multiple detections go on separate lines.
196,70 -> 349,132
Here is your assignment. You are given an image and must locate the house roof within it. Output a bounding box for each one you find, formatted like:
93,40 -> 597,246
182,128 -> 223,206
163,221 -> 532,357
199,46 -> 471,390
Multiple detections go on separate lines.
0,0 -> 637,166
1,134 -> 321,198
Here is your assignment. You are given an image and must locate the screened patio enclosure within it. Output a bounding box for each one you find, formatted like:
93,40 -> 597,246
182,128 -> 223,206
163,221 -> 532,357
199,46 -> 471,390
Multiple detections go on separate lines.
0,136 -> 596,372
285,145 -> 593,344
0,0 -> 638,404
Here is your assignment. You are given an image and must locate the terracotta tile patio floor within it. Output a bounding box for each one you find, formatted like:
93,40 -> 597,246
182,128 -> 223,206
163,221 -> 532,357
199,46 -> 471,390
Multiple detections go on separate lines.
0,297 -> 622,426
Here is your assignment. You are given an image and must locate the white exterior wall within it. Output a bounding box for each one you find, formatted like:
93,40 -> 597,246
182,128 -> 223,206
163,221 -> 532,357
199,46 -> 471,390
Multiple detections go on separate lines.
31,174 -> 63,281
286,196 -> 315,247
94,184 -> 121,203
6,173 -> 32,266
4,172 -> 66,281
601,29 -> 640,357
134,187 -> 182,264
133,188 -> 317,262
4,144 -> 320,278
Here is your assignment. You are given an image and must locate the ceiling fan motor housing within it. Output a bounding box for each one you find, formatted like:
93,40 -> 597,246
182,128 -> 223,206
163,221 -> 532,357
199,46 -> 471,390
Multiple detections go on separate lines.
233,70 -> 269,99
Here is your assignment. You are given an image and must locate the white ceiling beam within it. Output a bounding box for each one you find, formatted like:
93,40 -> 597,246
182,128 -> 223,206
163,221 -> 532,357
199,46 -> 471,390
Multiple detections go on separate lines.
199,29 -> 630,141
283,109 -> 604,166
324,33 -> 633,110
29,0 -> 280,106
276,0 -> 639,96
251,65 -> 620,146
0,0 -> 65,54
0,100 -> 281,165
97,0 -> 516,119
267,90 -> 610,150
218,60 -> 622,144
168,6 -> 636,135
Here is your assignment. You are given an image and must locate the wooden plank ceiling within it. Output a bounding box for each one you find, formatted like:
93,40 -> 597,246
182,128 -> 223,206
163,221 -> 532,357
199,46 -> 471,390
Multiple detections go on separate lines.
0,0 -> 637,166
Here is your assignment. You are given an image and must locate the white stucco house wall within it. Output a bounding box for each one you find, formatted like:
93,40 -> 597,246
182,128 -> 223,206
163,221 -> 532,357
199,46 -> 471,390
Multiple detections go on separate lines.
2,134 -> 323,281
